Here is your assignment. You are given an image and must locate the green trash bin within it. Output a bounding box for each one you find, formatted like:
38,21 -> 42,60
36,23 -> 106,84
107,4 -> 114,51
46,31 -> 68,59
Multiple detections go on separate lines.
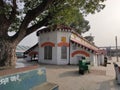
79,60 -> 84,74
79,60 -> 89,75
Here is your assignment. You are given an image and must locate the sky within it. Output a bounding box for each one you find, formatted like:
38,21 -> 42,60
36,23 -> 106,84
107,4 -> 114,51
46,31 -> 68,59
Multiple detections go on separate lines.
19,0 -> 120,47
84,0 -> 120,47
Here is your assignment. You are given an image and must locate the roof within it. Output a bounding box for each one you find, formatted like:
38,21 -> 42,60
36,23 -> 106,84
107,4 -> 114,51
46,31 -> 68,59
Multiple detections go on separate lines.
16,45 -> 30,52
37,25 -> 74,36
55,24 -> 73,30
70,31 -> 99,52
70,39 -> 98,53
24,43 -> 38,54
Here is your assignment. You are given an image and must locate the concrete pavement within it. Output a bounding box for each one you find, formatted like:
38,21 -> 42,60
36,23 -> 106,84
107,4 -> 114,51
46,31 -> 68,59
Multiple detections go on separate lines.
16,58 -> 120,90
39,58 -> 120,90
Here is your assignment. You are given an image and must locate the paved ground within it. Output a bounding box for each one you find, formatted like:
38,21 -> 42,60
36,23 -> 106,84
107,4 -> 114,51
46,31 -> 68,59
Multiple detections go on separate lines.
16,58 -> 120,90
16,59 -> 38,68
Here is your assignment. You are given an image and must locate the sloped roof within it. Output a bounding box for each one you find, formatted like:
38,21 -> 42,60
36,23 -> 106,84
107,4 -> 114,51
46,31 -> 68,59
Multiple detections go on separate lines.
24,43 -> 38,54
36,25 -> 74,36
16,45 -> 30,52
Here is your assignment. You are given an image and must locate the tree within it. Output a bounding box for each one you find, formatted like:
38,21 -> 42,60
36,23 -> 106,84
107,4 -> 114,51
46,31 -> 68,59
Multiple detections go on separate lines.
0,0 -> 105,68
70,16 -> 90,34
51,6 -> 90,34
84,35 -> 94,44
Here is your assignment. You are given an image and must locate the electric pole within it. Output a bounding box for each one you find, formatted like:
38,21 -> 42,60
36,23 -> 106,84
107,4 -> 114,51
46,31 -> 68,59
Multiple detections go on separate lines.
115,36 -> 119,62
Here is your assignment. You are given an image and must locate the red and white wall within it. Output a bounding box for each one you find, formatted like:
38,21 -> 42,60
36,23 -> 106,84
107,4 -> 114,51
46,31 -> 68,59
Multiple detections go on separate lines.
25,25 -> 105,66
37,26 -> 105,66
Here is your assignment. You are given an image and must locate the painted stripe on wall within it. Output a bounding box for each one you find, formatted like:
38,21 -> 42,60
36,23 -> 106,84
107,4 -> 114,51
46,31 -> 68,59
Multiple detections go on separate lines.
41,42 -> 55,47
71,50 -> 90,57
57,42 -> 69,47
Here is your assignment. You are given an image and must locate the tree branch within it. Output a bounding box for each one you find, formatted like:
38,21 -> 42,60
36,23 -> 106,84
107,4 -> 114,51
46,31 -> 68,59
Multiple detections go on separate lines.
0,0 -> 8,23
25,0 -> 65,36
8,0 -> 17,23
19,0 -> 55,30
0,0 -> 4,7
12,0 -> 55,44
26,15 -> 51,36
0,0 -> 11,36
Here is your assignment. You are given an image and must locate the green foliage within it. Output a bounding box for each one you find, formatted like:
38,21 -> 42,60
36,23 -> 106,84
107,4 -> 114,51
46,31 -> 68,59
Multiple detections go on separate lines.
2,0 -> 106,33
9,16 -> 22,32
49,1 -> 91,34
0,1 -> 12,18
23,0 -> 42,13
84,35 -> 94,43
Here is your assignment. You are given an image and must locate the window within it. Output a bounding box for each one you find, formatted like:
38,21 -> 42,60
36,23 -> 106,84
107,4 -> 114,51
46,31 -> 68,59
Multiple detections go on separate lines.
44,46 -> 52,60
61,46 -> 67,59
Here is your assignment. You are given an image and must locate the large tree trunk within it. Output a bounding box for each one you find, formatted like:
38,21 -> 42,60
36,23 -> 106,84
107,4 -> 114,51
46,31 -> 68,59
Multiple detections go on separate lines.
0,40 -> 17,69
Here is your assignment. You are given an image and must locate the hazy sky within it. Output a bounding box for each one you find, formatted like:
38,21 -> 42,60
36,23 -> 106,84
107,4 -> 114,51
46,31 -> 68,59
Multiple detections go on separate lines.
19,0 -> 120,47
84,0 -> 120,47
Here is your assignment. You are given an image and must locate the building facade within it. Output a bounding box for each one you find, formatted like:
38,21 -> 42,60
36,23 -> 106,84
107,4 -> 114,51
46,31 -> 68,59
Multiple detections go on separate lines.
34,25 -> 105,66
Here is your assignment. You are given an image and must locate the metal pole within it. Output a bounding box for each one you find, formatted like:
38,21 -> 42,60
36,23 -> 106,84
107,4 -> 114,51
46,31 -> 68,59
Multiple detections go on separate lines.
115,36 -> 119,62
68,34 -> 71,65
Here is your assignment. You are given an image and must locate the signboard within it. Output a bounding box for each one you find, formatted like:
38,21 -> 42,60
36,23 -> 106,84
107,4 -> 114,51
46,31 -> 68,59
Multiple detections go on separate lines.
0,68 -> 46,90
61,37 -> 66,42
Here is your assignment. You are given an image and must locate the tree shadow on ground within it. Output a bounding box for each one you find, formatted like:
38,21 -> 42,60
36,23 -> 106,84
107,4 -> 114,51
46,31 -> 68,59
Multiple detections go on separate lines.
39,64 -> 78,70
59,70 -> 83,78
